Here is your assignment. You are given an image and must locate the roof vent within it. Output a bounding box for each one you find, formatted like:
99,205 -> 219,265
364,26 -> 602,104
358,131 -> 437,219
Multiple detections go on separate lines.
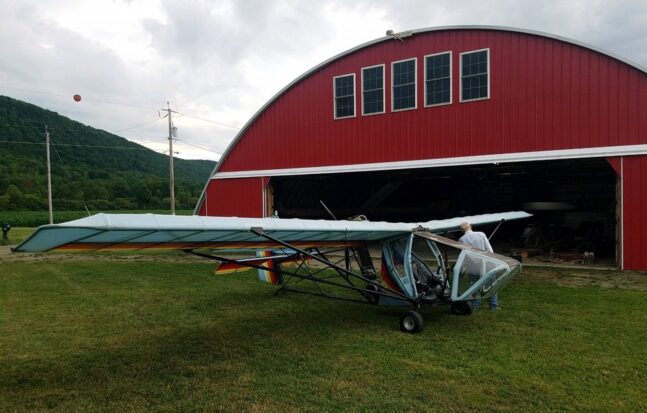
386,29 -> 413,41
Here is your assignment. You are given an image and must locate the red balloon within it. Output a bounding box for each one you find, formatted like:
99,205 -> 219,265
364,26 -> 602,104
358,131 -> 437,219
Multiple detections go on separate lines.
73,94 -> 82,102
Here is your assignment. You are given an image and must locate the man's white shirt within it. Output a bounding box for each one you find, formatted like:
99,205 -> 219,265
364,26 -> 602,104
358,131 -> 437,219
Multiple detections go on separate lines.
458,230 -> 493,253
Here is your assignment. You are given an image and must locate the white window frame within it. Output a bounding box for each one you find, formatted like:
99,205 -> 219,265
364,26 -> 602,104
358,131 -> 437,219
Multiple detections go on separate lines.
459,48 -> 490,103
361,64 -> 386,116
333,73 -> 356,120
424,51 -> 452,107
391,57 -> 418,112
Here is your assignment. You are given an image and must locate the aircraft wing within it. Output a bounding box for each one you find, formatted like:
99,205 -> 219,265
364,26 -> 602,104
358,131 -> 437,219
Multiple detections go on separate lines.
13,211 -> 531,253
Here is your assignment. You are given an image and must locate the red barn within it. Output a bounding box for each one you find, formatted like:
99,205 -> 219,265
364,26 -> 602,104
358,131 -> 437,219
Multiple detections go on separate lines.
196,26 -> 647,270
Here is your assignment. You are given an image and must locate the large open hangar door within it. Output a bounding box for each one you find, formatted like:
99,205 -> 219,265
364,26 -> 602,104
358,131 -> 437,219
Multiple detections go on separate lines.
271,158 -> 618,266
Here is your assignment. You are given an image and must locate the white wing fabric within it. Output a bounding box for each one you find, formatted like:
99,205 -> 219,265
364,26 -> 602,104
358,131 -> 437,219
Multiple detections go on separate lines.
14,211 -> 531,253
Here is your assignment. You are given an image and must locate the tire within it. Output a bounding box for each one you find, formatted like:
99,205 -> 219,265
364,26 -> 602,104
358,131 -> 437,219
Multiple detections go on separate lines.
365,284 -> 380,305
451,301 -> 473,316
400,311 -> 424,333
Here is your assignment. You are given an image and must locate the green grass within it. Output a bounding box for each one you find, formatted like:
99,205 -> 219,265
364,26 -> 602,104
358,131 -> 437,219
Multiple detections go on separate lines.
1,227 -> 33,246
1,262 -> 646,412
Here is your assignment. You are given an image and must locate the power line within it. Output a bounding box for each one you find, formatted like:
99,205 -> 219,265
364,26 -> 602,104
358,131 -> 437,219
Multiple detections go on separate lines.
0,118 -> 94,132
129,138 -> 169,145
2,117 -> 156,135
173,111 -> 240,130
112,118 -> 163,133
48,135 -> 64,161
0,140 -> 43,145
3,84 -> 240,131
52,142 -> 153,150
0,140 -> 155,151
1,84 -> 157,110
1,85 -> 68,99
81,97 -> 158,110
1,136 -> 216,152
176,139 -> 222,155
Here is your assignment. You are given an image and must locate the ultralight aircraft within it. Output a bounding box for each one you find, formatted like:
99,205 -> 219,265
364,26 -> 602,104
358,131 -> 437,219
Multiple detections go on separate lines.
14,211 -> 530,333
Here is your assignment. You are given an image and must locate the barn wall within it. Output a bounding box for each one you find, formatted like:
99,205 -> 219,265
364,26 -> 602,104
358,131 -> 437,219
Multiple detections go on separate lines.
198,178 -> 264,217
622,155 -> 647,270
217,29 -> 647,174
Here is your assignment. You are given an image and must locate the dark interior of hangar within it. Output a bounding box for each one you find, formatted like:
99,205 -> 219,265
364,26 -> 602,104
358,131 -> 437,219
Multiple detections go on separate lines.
270,158 -> 618,265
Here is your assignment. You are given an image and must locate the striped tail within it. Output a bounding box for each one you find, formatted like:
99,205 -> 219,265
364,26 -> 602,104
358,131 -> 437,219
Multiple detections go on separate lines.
256,250 -> 280,285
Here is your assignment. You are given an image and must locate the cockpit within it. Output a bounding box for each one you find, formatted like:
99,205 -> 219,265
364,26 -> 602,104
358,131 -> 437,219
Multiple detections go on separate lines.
380,231 -> 521,306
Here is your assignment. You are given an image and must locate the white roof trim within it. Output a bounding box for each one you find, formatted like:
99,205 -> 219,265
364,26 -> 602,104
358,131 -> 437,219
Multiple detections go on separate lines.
211,144 -> 647,180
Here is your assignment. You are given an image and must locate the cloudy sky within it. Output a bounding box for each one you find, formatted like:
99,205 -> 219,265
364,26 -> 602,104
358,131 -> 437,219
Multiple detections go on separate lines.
1,0 -> 645,161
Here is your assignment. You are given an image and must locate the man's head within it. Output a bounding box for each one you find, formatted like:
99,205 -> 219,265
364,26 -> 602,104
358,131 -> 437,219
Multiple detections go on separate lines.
460,222 -> 472,233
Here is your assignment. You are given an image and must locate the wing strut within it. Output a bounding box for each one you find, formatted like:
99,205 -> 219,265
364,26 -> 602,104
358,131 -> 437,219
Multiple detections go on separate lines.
488,219 -> 505,241
185,249 -> 414,304
249,227 -> 414,303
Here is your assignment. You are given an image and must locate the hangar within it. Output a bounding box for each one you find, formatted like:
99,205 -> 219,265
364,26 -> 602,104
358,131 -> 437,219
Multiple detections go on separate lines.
195,26 -> 647,270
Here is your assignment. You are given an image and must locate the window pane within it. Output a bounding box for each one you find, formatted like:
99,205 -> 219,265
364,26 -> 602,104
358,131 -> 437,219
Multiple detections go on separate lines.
335,96 -> 354,117
461,73 -> 488,100
394,60 -> 415,86
393,59 -> 416,110
426,78 -> 450,105
363,89 -> 383,114
425,53 -> 451,105
334,74 -> 355,118
461,50 -> 488,100
394,84 -> 415,110
362,66 -> 384,114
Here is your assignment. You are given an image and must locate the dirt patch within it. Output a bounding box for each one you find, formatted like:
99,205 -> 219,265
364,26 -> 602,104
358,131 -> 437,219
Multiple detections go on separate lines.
519,266 -> 647,291
3,245 -> 646,291
0,245 -> 206,264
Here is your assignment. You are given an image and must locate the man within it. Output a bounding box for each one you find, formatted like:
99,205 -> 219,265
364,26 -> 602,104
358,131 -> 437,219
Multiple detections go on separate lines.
458,221 -> 499,310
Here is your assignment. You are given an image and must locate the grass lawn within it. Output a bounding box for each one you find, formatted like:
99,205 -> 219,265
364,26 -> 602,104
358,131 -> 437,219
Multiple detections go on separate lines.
1,227 -> 34,246
1,260 -> 646,412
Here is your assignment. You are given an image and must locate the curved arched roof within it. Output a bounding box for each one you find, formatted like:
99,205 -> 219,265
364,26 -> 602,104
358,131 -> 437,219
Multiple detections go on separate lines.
217,25 -> 645,170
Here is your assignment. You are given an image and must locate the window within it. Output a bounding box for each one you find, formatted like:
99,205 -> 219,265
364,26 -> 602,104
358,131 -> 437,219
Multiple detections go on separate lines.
362,65 -> 385,115
333,73 -> 355,119
460,49 -> 489,101
425,52 -> 451,106
392,58 -> 417,111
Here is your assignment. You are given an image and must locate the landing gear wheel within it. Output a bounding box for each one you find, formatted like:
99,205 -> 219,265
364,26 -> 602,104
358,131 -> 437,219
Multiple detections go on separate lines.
451,301 -> 473,316
400,311 -> 424,333
365,284 -> 380,305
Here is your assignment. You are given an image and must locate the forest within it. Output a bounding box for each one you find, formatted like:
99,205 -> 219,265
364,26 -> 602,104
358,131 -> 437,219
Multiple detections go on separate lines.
0,96 -> 216,211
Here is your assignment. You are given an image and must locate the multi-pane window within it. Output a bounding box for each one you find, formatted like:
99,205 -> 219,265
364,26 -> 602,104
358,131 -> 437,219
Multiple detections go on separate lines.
392,58 -> 416,111
425,52 -> 451,106
461,49 -> 489,101
334,74 -> 355,118
362,65 -> 384,115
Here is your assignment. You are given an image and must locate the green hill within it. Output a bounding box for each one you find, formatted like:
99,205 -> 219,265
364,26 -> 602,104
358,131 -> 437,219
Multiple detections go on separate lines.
0,95 -> 216,211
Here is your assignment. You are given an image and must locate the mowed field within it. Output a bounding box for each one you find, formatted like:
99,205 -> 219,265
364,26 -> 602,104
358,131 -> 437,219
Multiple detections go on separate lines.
1,250 -> 646,412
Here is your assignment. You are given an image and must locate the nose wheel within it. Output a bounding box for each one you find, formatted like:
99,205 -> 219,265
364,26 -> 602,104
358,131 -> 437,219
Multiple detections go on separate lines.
400,310 -> 424,333
451,301 -> 474,315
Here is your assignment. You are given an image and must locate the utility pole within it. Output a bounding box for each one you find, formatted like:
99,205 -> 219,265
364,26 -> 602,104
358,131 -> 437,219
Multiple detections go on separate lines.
162,102 -> 176,215
45,126 -> 53,224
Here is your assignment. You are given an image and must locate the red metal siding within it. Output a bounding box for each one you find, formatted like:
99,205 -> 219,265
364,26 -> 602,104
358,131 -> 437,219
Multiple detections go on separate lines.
623,155 -> 647,270
218,29 -> 647,173
198,178 -> 264,217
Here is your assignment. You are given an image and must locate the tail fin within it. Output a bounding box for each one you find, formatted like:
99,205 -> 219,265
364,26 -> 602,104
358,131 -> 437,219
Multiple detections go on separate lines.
213,262 -> 250,276
256,250 -> 280,285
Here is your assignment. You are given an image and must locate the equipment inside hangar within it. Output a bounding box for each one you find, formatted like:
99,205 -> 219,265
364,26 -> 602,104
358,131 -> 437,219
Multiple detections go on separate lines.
269,158 -> 618,266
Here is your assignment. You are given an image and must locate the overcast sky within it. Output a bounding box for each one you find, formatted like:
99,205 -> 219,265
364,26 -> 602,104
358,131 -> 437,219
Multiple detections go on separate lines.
1,0 -> 645,161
